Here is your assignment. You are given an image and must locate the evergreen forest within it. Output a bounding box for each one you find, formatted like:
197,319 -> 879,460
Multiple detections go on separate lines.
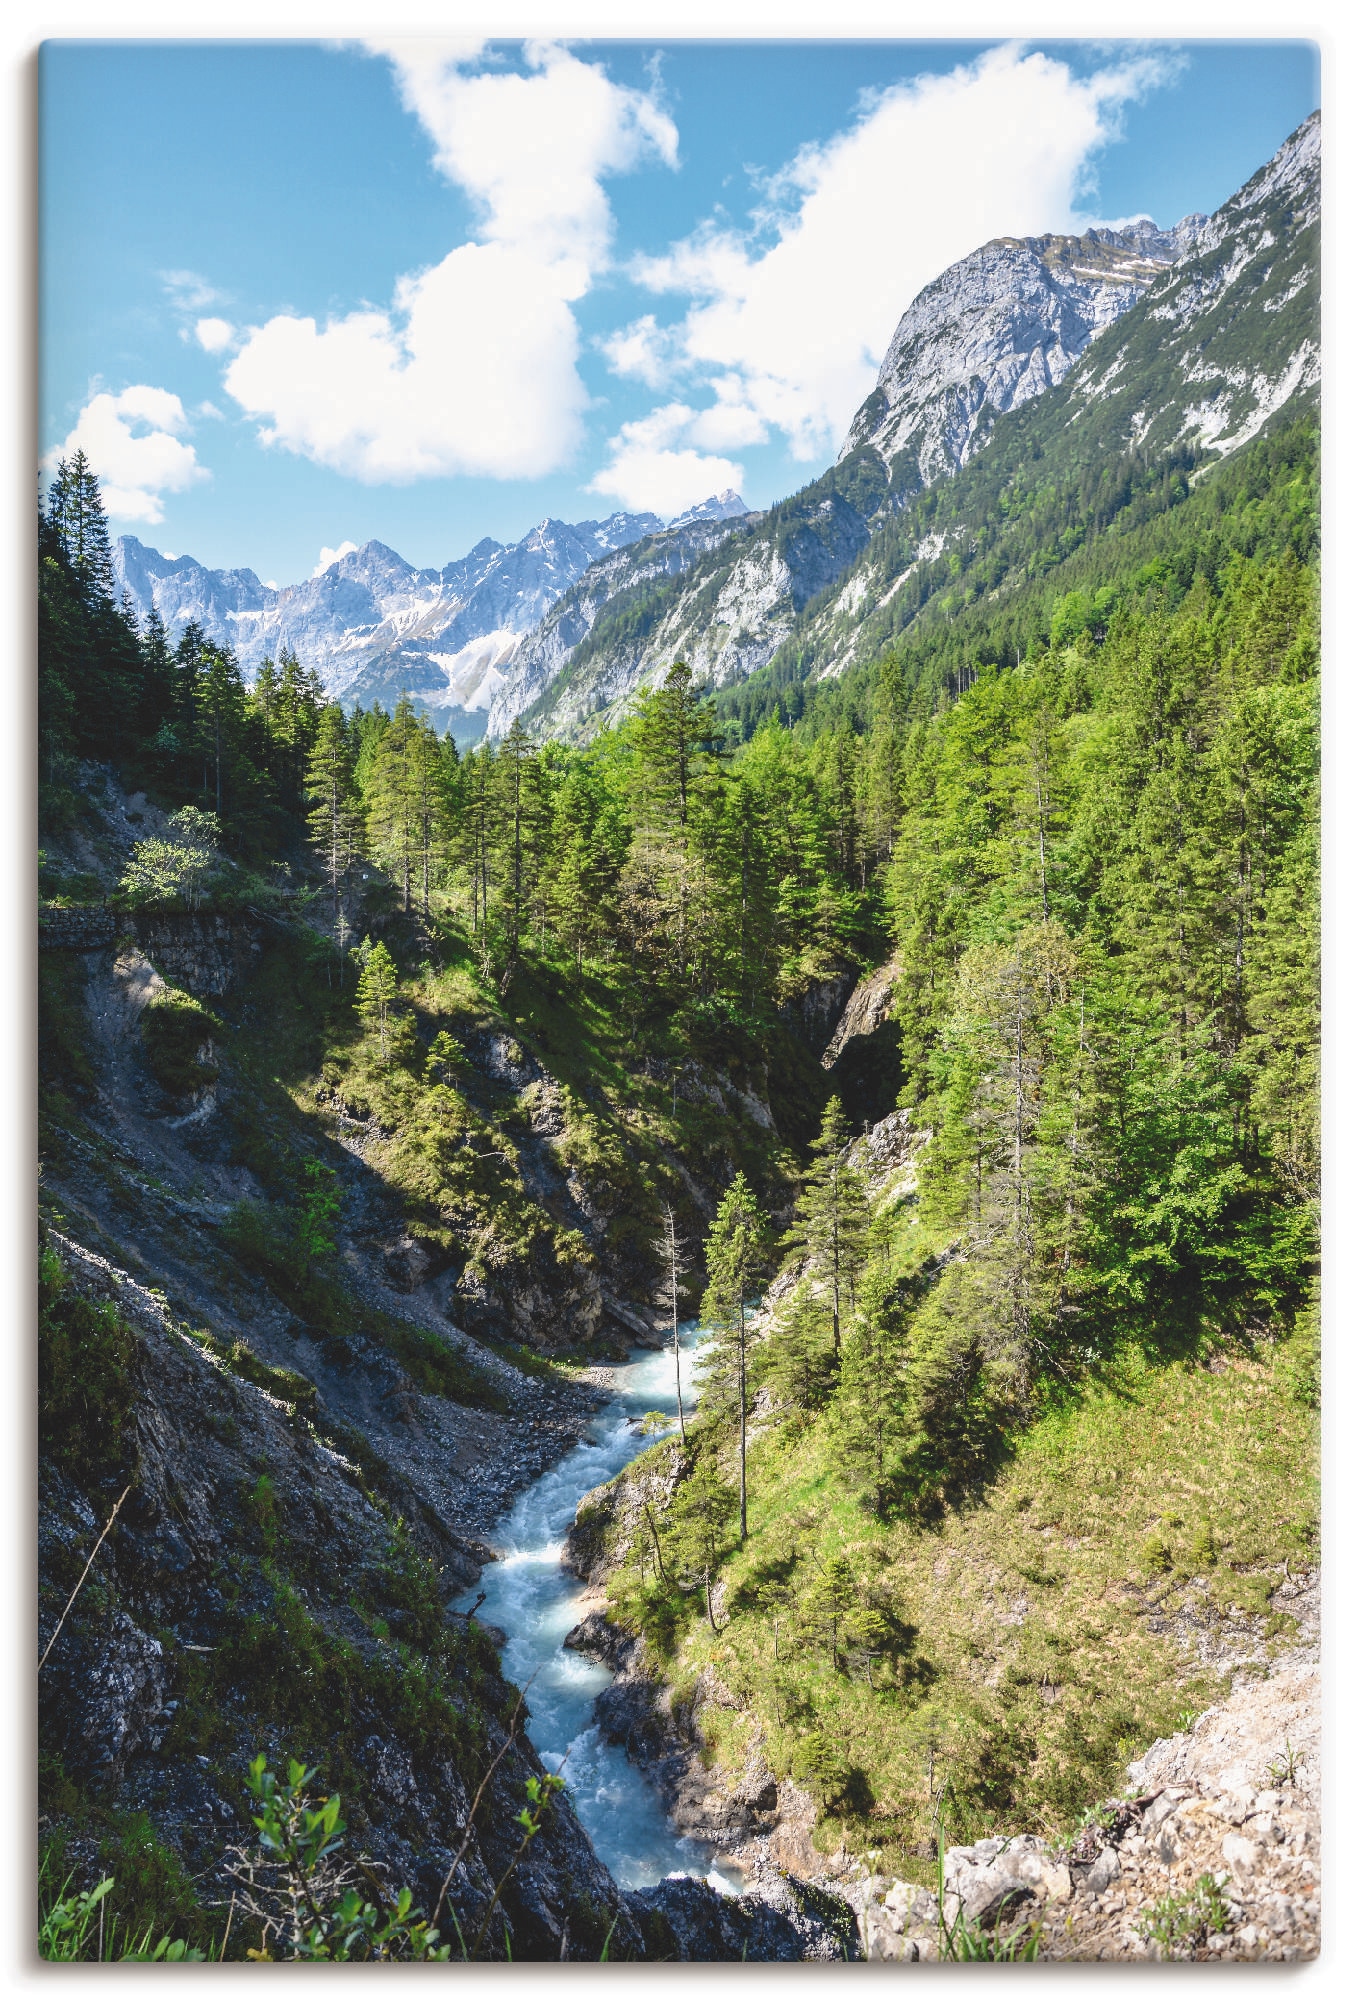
37,401 -> 1320,1948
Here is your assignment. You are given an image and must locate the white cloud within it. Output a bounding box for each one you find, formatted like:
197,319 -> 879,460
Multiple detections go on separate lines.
195,317 -> 235,354
599,314 -> 679,390
313,541 -> 359,576
223,42 -> 677,484
162,269 -> 223,312
635,43 -> 1175,461
373,37 -> 677,295
50,386 -> 207,525
688,377 -> 768,451
588,403 -> 744,517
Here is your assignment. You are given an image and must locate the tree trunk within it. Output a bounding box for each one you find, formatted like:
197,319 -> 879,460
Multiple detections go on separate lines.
738,1299 -> 748,1541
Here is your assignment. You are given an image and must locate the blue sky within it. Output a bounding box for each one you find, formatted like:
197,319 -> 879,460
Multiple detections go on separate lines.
39,37 -> 1319,586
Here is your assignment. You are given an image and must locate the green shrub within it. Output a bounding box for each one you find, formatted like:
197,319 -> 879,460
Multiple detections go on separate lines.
141,989 -> 221,1097
38,1246 -> 137,1486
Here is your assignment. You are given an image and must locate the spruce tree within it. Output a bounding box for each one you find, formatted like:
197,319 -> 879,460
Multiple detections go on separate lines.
655,1201 -> 689,1443
197,645 -> 246,818
492,718 -> 548,974
760,1280 -> 838,1420
664,1457 -> 738,1632
780,1095 -> 870,1355
306,704 -> 363,946
700,1172 -> 770,1541
833,1271 -> 908,1519
46,449 -> 115,604
354,939 -> 399,1060
366,697 -> 421,912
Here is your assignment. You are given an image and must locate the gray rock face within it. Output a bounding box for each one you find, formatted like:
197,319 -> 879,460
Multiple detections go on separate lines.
838,218 -> 1205,491
484,508 -> 753,738
622,1872 -> 858,1961
781,113 -> 1320,690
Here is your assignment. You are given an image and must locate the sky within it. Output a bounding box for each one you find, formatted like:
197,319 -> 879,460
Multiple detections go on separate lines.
39,36 -> 1319,587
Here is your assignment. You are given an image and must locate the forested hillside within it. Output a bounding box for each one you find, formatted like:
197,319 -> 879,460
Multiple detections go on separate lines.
38,295 -> 1318,1953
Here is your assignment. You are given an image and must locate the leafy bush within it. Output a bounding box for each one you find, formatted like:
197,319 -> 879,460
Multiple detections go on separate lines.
118,806 -> 221,912
38,1246 -> 137,1487
140,989 -> 221,1096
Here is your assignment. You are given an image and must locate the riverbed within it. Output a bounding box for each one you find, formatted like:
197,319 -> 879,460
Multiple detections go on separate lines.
453,1320 -> 740,1894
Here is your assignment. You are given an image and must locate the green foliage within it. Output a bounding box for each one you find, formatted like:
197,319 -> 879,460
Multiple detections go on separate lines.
140,987 -> 221,1096
38,1245 -> 137,1487
38,1862 -> 205,1962
119,807 -> 222,911
352,938 -> 400,1059
295,1157 -> 341,1265
232,1755 -> 453,1961
1137,1872 -> 1232,1957
701,1173 -> 772,1539
780,1094 -> 871,1357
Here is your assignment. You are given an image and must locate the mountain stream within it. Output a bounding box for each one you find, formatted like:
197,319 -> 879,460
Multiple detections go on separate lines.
453,1320 -> 742,1894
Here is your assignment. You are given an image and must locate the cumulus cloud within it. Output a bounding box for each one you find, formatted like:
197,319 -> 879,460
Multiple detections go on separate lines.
588,403 -> 744,517
222,42 -> 677,484
373,37 -> 677,295
195,317 -> 235,354
50,386 -> 207,524
313,541 -> 359,576
599,314 -> 679,391
632,43 -> 1175,460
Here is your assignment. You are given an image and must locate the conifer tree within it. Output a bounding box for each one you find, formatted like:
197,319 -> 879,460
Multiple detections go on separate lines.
700,1173 -> 770,1541
366,697 -> 421,912
627,661 -> 718,983
197,645 -> 246,817
46,449 -> 115,604
760,1280 -> 838,1420
664,1457 -> 738,1632
655,1201 -> 689,1443
833,1271 -> 908,1519
459,743 -> 496,948
306,704 -> 363,946
780,1095 -> 870,1355
353,939 -> 399,1060
492,718 -> 548,974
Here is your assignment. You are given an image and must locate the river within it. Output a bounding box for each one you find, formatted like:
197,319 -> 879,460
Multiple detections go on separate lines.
452,1319 -> 741,1894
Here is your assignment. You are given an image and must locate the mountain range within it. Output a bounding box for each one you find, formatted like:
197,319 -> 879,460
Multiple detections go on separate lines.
507,111 -> 1316,741
111,493 -> 748,742
112,113 -> 1318,749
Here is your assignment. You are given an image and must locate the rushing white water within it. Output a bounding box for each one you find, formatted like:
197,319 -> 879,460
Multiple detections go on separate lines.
453,1320 -> 742,1894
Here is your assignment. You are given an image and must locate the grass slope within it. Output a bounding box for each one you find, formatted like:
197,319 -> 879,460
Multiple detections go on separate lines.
607,1338 -> 1317,1876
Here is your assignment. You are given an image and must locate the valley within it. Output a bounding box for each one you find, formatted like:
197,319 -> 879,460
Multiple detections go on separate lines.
38,109 -> 1320,1965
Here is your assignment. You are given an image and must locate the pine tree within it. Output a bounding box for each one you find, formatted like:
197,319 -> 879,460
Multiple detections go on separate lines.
366,697 -> 421,912
760,1280 -> 838,1420
353,939 -> 399,1060
626,660 -> 719,983
833,1271 -> 909,1519
664,1456 -> 738,1632
458,743 -> 496,947
655,1201 -> 689,1443
46,449 -> 115,604
197,645 -> 246,817
780,1095 -> 870,1356
492,718 -> 548,975
700,1172 -> 770,1542
306,704 -> 363,947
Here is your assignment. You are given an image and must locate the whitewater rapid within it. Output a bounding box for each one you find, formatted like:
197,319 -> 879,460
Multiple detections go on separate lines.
453,1320 -> 741,1894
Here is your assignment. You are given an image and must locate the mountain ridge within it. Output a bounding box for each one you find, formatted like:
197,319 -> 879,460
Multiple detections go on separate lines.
111,492 -> 750,741
509,111 -> 1317,742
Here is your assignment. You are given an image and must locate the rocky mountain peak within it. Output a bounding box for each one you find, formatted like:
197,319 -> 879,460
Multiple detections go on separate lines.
111,507 -> 668,741
668,490 -> 750,529
837,214 -> 1203,492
